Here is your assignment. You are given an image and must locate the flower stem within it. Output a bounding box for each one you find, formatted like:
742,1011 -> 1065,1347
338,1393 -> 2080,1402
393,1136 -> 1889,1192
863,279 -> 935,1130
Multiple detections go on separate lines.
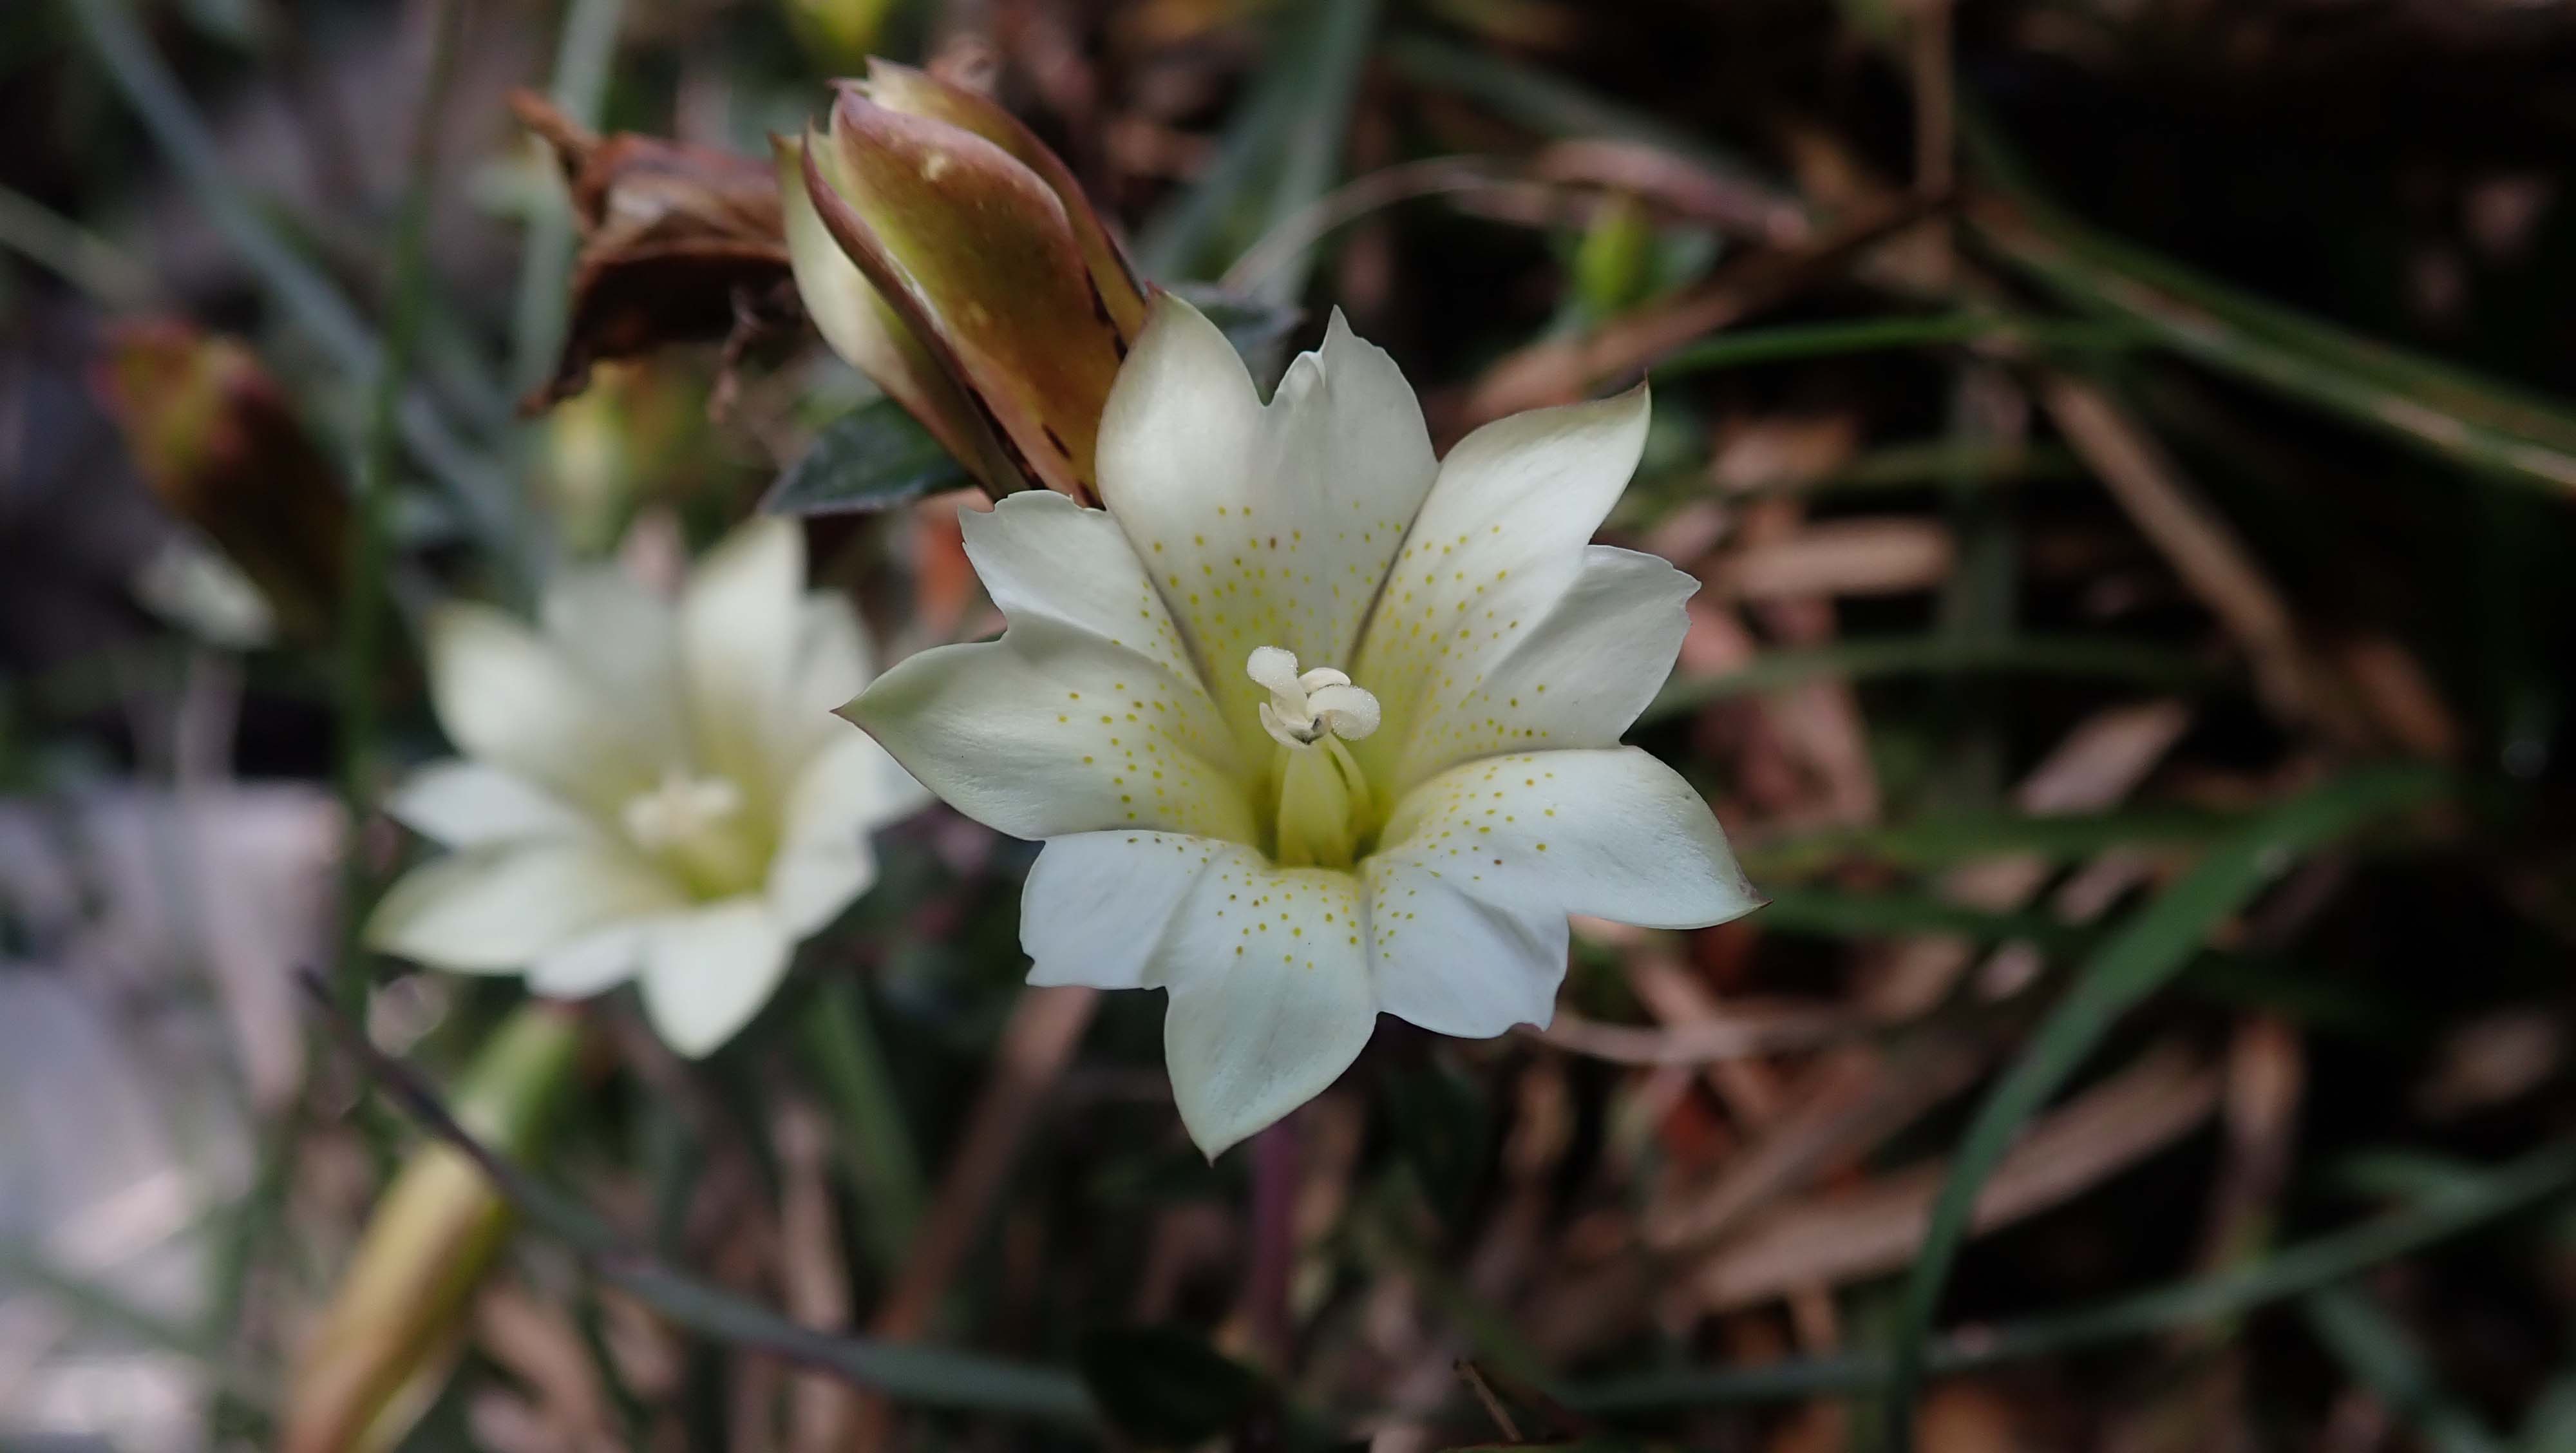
799,976 -> 928,1274
333,0 -> 468,1018
1243,1114 -> 1302,1370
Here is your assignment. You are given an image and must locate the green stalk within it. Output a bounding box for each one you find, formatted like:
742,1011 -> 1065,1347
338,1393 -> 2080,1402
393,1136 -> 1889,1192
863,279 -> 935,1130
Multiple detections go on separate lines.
798,977 -> 929,1274
334,0 -> 468,1016
285,1005 -> 589,1453
2303,1286 -> 2510,1453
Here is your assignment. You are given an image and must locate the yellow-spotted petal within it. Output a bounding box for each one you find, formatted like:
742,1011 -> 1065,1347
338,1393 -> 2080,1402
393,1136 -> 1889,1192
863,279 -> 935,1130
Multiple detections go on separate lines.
1349,388 -> 1651,790
848,620 -> 1255,843
1097,297 -> 1437,764
1391,544 -> 1696,788
1376,747 -> 1759,930
1361,859 -> 1569,1037
1154,846 -> 1377,1157
1020,830 -> 1233,990
958,489 -> 1202,687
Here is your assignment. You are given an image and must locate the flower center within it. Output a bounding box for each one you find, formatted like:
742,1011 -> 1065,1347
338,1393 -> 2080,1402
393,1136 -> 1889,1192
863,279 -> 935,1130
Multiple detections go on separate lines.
621,768 -> 764,898
1245,647 -> 1381,870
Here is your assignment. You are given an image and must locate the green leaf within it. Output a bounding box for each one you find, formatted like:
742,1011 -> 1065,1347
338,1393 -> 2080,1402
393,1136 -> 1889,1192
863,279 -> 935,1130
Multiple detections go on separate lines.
1077,1325 -> 1264,1444
1876,764 -> 2446,1448
762,396 -> 970,517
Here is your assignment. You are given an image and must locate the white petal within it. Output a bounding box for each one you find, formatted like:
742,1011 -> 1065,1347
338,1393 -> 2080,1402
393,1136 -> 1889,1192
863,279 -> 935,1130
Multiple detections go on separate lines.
384,760 -> 594,848
846,618 -> 1255,843
763,730 -> 902,937
959,489 -> 1200,685
1361,858 -> 1569,1038
1392,545 -> 1695,787
1097,297 -> 1437,764
780,592 -> 876,765
680,517 -> 805,800
528,920 -> 650,998
1349,388 -> 1651,787
426,603 -> 663,813
795,593 -> 873,716
366,842 -> 683,972
1157,855 -> 1377,1157
766,837 -> 874,940
639,897 -> 793,1056
1019,831 -> 1233,989
1375,747 -> 1759,930
540,565 -> 688,766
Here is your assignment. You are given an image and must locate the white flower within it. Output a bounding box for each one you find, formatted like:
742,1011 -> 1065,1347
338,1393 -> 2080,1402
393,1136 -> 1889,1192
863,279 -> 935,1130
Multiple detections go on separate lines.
366,518 -> 925,1055
846,296 -> 1761,1156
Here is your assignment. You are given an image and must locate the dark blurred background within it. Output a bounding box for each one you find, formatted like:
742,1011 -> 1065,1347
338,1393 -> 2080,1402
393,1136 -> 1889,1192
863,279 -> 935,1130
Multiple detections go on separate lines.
5,1 -> 2576,1450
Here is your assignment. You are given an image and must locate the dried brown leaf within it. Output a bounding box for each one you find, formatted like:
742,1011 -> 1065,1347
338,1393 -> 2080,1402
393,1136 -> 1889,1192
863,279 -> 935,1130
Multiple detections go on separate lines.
513,91 -> 793,413
1685,1044 -> 2220,1310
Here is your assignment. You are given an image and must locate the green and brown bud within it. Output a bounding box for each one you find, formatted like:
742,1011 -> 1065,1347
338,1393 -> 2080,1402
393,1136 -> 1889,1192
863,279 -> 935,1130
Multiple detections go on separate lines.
779,61 -> 1148,504
93,319 -> 347,643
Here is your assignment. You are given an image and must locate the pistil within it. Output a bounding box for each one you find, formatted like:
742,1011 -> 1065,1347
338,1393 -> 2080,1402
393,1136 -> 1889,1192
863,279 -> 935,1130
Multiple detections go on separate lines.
1246,647 -> 1381,868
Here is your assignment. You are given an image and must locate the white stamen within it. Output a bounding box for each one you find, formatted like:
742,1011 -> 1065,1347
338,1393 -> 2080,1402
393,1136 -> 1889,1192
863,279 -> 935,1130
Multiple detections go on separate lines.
622,769 -> 744,851
1246,647 -> 1380,750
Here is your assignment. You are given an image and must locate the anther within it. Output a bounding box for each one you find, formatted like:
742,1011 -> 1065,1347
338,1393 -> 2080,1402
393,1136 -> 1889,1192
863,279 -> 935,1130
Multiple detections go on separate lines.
1247,647 -> 1379,750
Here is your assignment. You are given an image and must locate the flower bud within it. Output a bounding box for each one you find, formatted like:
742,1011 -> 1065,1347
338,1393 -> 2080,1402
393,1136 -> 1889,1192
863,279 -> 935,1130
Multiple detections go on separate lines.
93,319 -> 346,643
283,1005 -> 587,1453
781,61 -> 1148,503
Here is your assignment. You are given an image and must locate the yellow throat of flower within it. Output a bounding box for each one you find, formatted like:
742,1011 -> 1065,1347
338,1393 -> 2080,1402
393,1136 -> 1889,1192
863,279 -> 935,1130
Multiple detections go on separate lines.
620,768 -> 769,898
1247,646 -> 1382,870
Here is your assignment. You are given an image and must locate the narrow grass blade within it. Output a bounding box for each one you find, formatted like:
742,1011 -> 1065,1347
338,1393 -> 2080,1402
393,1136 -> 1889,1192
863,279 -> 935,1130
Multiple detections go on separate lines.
1877,763 -> 2445,1447
509,0 -> 627,397
1961,105 -> 2576,496
1562,1135 -> 2576,1412
799,978 -> 929,1274
1640,634 -> 2216,725
2304,1286 -> 2512,1453
1244,0 -> 1378,307
1651,312 -> 2139,379
1735,804 -> 2255,880
335,0 -> 466,1014
1754,887 -> 2090,952
1134,0 -> 1378,294
1381,34 -> 1790,221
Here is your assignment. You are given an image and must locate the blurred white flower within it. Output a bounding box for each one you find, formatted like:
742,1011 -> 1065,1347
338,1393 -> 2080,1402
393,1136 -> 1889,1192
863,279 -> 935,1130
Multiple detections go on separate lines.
367,518 -> 923,1055
847,296 -> 1760,1155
